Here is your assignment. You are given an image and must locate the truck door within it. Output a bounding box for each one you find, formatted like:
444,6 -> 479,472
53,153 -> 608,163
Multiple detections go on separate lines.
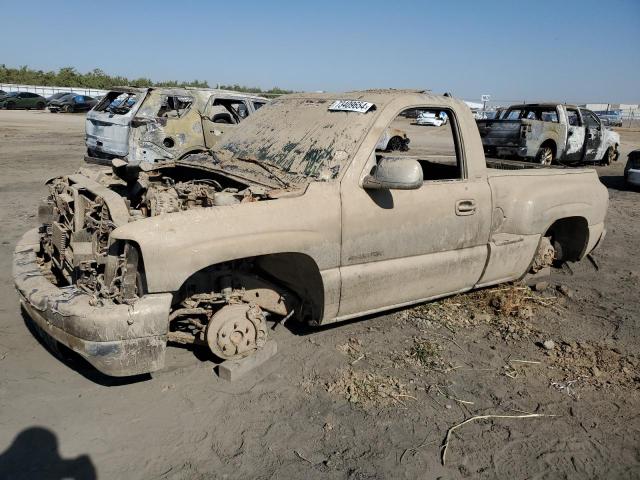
564,108 -> 585,162
581,109 -> 603,162
338,106 -> 492,319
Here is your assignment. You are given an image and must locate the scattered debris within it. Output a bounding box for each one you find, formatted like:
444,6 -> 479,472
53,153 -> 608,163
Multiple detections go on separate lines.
549,340 -> 639,389
551,379 -> 581,397
542,340 -> 556,350
440,413 -> 556,466
533,281 -> 549,292
557,284 -> 574,298
337,337 -> 364,359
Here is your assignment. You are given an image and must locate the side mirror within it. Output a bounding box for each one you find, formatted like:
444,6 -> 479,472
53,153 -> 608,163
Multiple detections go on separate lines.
363,157 -> 423,190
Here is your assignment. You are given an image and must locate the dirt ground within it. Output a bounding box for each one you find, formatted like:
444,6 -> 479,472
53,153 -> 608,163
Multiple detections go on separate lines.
0,110 -> 638,479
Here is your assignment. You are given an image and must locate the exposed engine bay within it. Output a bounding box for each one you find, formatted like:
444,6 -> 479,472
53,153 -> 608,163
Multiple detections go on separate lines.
37,160 -> 277,305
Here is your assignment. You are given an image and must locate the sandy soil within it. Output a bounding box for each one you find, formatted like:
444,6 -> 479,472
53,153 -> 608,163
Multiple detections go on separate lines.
0,110 -> 638,479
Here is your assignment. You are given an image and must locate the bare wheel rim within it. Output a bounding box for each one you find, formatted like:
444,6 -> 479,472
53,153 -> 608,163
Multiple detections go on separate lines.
539,147 -> 553,166
607,147 -> 615,164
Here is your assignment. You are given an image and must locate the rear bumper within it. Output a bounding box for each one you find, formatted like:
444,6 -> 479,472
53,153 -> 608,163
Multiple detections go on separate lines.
483,144 -> 529,159
13,228 -> 173,377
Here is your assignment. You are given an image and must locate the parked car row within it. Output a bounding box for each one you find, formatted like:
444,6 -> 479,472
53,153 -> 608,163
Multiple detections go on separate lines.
0,90 -> 100,112
0,91 -> 47,109
47,92 -> 98,112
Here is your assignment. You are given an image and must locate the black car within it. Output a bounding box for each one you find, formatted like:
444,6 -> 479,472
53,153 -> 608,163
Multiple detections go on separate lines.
48,93 -> 98,113
46,92 -> 77,104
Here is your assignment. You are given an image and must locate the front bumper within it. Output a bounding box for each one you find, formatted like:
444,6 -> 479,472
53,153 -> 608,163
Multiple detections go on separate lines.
13,228 -> 173,377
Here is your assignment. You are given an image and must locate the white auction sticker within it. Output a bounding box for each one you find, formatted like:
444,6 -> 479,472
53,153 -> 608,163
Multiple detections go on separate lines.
328,100 -> 374,113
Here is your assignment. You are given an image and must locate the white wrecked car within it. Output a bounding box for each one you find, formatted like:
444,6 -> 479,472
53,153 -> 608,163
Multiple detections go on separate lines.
416,111 -> 448,126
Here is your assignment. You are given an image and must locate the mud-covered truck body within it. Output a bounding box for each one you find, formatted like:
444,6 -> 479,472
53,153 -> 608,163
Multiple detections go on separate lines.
476,103 -> 619,166
14,90 -> 608,376
85,87 -> 268,166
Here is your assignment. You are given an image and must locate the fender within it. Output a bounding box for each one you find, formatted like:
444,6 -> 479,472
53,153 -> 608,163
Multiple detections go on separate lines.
596,128 -> 620,160
488,169 -> 608,236
525,121 -> 565,158
110,182 -> 341,293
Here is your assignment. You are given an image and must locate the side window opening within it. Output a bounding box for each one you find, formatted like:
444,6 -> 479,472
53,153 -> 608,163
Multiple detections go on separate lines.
582,110 -> 600,128
253,101 -> 266,111
210,98 -> 249,124
375,107 -> 463,182
157,95 -> 193,118
504,107 -> 558,122
504,109 -> 522,120
566,109 -> 581,127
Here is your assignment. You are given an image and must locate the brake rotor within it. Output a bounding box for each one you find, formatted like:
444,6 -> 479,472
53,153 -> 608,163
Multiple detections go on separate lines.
206,303 -> 267,360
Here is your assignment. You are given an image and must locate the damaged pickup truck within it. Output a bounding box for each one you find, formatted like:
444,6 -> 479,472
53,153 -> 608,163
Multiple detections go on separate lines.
477,103 -> 620,166
85,87 -> 268,166
14,90 -> 608,376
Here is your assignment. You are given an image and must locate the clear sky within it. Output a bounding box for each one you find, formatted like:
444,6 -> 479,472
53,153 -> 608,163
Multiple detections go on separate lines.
1,0 -> 638,103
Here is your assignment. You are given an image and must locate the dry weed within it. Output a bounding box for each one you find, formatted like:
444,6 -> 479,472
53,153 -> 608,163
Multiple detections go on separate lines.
407,283 -> 553,341
405,337 -> 449,371
325,369 -> 413,408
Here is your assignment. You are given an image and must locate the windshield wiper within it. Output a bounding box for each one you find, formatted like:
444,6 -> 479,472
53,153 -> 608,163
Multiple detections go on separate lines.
234,157 -> 291,188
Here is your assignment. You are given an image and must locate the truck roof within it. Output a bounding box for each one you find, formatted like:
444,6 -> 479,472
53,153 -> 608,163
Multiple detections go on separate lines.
507,102 -> 580,109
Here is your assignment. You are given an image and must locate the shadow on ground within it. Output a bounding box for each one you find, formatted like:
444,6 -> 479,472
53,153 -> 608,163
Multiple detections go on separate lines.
0,426 -> 96,480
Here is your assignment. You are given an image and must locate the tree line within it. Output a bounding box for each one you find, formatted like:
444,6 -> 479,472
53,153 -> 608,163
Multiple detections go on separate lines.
0,65 -> 293,95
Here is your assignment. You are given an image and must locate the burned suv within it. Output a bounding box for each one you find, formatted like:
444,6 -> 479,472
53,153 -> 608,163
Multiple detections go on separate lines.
85,87 -> 268,166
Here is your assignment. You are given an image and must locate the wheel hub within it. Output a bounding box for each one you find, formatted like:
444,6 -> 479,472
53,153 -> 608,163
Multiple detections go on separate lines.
206,303 -> 267,360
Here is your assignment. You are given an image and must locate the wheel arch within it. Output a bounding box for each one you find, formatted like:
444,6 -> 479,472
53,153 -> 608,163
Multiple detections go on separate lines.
177,147 -> 207,160
544,216 -> 590,262
173,252 -> 325,323
540,138 -> 557,157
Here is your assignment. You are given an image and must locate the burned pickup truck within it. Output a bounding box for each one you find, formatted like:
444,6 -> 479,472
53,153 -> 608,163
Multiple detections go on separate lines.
14,90 -> 608,376
477,103 -> 620,166
85,87 -> 268,166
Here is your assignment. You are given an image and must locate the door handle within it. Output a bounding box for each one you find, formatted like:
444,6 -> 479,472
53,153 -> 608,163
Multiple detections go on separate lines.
455,199 -> 476,216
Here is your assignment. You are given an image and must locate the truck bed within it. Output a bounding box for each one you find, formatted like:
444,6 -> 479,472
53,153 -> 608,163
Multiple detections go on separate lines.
486,158 -> 568,170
